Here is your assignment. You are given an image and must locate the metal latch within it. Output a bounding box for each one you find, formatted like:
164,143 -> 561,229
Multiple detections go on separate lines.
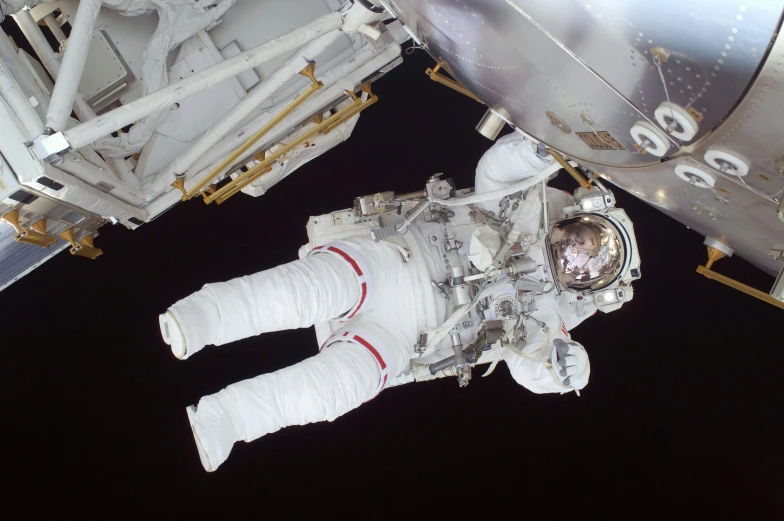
1,210 -> 57,248
59,228 -> 103,259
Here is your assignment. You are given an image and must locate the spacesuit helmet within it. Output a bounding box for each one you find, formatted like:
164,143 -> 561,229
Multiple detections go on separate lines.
547,213 -> 628,292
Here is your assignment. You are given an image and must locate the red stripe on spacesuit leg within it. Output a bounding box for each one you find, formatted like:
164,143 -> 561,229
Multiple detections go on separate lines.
353,335 -> 387,370
327,246 -> 363,276
347,282 -> 367,319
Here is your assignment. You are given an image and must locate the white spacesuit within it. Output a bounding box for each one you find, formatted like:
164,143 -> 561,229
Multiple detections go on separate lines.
159,133 -> 641,471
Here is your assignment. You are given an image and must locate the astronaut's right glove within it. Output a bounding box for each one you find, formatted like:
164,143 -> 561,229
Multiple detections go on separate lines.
553,338 -> 590,392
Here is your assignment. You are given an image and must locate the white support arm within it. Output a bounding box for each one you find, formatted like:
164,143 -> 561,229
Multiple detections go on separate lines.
0,96 -> 147,222
156,30 -> 342,186
13,9 -> 140,189
0,36 -> 43,139
57,154 -> 146,206
45,0 -> 102,132
184,44 -> 378,177
58,12 -> 342,153
43,14 -> 67,44
12,9 -> 62,77
14,7 -> 103,122
147,44 -> 399,193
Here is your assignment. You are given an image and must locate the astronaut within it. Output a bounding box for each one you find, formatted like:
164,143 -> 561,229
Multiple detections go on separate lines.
159,133 -> 641,471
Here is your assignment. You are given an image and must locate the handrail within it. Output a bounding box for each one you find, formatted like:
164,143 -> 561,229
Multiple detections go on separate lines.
696,246 -> 784,311
547,149 -> 593,189
176,63 -> 324,200
425,63 -> 482,103
203,87 -> 378,204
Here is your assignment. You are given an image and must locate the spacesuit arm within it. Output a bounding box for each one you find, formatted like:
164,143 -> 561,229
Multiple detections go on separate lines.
474,133 -> 555,199
502,323 -> 590,394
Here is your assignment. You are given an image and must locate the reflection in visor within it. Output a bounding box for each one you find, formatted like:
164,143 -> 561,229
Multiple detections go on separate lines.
548,215 -> 626,291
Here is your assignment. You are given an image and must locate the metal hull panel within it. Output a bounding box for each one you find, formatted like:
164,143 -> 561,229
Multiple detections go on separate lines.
391,0 -> 784,274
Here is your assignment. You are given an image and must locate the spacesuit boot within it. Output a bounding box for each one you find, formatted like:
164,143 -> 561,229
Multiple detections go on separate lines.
185,396 -> 239,472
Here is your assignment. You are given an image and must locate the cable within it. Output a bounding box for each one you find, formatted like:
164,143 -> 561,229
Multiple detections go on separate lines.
653,55 -> 677,132
431,162 -> 560,207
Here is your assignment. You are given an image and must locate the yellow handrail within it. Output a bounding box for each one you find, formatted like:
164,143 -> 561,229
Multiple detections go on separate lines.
211,94 -> 376,204
697,265 -> 784,310
178,63 -> 324,201
547,149 -> 593,189
425,63 -> 482,103
204,89 -> 378,204
696,246 -> 784,310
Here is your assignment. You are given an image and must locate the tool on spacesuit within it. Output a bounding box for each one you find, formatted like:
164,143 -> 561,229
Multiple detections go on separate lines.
369,175 -> 455,240
394,198 -> 430,234
448,266 -> 472,305
427,323 -> 499,382
450,332 -> 471,387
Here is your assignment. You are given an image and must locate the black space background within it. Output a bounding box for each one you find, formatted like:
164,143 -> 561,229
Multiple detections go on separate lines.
1,19 -> 783,519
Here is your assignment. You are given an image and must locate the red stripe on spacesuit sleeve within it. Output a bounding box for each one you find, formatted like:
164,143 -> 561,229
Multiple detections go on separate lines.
353,335 -> 387,370
327,246 -> 363,276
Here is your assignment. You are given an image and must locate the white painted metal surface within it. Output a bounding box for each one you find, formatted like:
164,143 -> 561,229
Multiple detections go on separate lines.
45,0 -> 102,131
157,30 -> 343,186
78,30 -> 134,105
60,12 -> 343,150
151,42 -> 401,193
0,52 -> 43,139
0,1 -> 405,291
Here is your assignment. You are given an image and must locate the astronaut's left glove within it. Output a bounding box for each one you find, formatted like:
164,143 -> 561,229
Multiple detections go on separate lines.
553,338 -> 590,392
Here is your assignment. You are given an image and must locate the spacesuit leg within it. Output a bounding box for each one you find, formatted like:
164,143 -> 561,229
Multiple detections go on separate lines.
185,318 -> 408,472
161,253 -> 360,359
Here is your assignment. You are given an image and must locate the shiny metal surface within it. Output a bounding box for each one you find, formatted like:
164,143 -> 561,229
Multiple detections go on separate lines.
390,0 -> 784,274
585,27 -> 784,275
390,0 -> 783,167
688,28 -> 784,199
585,156 -> 784,276
549,214 -> 626,291
503,1 -> 782,142
391,0 -> 661,166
